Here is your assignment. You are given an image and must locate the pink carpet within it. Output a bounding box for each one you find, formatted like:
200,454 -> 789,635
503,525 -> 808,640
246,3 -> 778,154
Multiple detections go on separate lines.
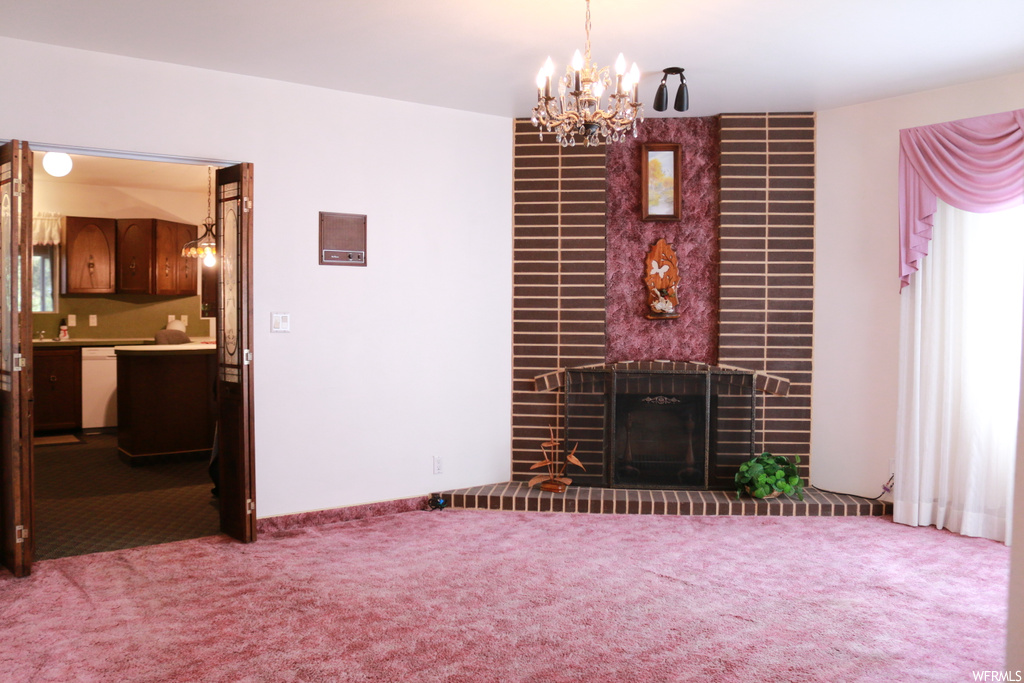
0,510 -> 1009,681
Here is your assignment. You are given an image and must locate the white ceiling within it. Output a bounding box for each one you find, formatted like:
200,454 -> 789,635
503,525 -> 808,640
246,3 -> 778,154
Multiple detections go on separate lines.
3,0 -> 1024,120
32,152 -> 211,193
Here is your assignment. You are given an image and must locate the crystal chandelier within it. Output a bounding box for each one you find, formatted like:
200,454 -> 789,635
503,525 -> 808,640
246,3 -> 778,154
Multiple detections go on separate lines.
182,166 -> 217,267
531,0 -> 643,147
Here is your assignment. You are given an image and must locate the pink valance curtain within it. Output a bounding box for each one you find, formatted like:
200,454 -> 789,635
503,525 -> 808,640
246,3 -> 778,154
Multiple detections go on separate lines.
898,108 -> 1024,289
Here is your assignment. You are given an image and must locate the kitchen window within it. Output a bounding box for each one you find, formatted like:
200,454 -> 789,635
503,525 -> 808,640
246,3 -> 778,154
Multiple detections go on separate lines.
32,244 -> 56,312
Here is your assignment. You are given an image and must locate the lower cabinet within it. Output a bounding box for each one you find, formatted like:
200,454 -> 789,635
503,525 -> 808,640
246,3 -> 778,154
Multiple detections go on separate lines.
33,347 -> 82,433
116,348 -> 216,464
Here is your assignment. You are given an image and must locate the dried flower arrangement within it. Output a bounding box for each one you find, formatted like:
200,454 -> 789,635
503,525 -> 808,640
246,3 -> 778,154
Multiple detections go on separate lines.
529,427 -> 585,493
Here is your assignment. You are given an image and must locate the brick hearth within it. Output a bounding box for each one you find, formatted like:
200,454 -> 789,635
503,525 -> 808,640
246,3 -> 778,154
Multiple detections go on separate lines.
437,482 -> 891,517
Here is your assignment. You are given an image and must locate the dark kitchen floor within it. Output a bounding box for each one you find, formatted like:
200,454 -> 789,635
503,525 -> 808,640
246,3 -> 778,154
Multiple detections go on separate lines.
33,432 -> 221,560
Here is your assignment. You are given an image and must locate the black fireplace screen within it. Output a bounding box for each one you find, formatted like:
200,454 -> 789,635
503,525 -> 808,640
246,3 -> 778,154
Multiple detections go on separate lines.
564,365 -> 757,490
613,393 -> 707,488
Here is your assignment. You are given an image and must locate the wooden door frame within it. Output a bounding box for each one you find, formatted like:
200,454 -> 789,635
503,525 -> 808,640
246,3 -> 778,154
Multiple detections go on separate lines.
0,142 -> 257,576
0,140 -> 35,577
215,162 -> 256,542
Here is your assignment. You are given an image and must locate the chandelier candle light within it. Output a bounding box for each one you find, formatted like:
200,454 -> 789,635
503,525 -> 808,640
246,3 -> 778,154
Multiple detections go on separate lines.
531,0 -> 643,147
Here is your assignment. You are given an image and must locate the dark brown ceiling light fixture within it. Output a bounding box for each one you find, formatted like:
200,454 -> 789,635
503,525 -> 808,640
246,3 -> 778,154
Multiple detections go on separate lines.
654,67 -> 689,112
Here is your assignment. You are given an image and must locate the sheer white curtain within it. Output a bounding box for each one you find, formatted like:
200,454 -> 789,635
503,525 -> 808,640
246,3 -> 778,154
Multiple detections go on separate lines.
895,200 -> 1024,544
32,212 -> 62,245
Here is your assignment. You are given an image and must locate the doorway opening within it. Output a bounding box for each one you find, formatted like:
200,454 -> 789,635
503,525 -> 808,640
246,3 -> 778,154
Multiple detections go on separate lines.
2,139 -> 255,577
32,151 -> 221,559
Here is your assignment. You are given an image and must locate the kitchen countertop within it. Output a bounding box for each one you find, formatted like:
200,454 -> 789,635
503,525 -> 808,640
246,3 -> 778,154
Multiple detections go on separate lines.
33,337 -> 217,348
114,342 -> 217,355
33,338 -> 153,347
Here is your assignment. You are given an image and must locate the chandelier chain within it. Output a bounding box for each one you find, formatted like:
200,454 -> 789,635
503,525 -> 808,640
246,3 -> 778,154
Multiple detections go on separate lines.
206,166 -> 213,223
584,0 -> 592,63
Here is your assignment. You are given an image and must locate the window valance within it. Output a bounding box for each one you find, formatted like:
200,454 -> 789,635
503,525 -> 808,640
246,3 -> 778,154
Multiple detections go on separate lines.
33,212 -> 62,246
898,108 -> 1024,289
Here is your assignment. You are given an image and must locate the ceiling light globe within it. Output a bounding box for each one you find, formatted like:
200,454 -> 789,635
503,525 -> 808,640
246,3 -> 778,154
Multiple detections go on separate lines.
42,152 -> 73,178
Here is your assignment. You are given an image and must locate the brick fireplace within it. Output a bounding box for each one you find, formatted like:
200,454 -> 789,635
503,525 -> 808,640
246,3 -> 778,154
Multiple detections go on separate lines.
511,113 -> 815,487
447,116 -> 884,515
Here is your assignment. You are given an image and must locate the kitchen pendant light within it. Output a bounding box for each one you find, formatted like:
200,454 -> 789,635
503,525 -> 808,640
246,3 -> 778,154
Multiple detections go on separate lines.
182,166 -> 217,267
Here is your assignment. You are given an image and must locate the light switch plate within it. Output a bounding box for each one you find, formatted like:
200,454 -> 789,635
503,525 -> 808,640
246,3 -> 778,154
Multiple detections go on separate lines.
167,315 -> 175,323
181,315 -> 188,326
67,314 -> 76,327
89,315 -> 97,327
271,312 -> 290,333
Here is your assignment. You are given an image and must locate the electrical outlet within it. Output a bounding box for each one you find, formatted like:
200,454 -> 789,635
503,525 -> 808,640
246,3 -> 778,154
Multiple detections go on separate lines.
67,314 -> 76,327
433,456 -> 443,475
181,315 -> 188,326
167,315 -> 175,323
89,315 -> 97,327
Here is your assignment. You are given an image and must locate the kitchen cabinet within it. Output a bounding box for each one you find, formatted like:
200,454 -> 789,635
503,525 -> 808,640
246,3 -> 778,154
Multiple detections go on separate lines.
62,216 -> 198,296
33,346 -> 82,433
155,220 -> 198,295
62,217 -> 116,294
115,218 -> 197,295
115,218 -> 155,294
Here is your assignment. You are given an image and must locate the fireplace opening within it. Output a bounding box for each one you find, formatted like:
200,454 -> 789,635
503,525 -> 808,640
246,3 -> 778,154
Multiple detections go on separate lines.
561,361 -> 771,491
613,394 -> 708,488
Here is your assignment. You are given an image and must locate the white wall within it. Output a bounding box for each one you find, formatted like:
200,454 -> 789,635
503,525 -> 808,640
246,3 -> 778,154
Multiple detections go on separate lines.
1,37 -> 514,517
815,71 -> 1024,671
814,71 -> 1024,495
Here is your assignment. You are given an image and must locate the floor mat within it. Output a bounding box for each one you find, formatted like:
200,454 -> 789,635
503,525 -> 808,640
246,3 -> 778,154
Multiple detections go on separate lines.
33,434 -> 85,446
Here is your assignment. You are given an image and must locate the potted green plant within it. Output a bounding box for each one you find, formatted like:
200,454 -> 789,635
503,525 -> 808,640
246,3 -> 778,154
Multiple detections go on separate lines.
734,452 -> 804,500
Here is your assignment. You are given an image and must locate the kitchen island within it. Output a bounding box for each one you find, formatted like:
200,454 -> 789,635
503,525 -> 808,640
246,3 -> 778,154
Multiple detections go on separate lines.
114,343 -> 217,465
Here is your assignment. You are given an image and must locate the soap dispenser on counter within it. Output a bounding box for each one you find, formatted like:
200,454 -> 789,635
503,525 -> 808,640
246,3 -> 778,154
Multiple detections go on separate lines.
58,318 -> 69,341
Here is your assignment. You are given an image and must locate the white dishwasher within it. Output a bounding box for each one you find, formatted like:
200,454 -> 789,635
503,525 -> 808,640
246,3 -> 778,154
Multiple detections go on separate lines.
81,346 -> 118,429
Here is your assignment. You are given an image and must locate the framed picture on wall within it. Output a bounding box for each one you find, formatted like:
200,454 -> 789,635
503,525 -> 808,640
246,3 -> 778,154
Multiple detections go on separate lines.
641,143 -> 681,220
